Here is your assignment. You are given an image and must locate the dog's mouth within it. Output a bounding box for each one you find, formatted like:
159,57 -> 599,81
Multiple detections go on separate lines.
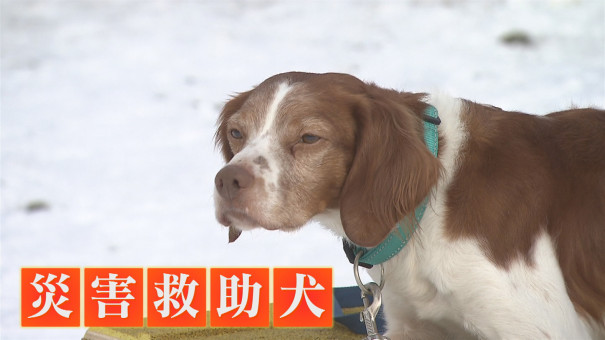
217,209 -> 262,243
217,208 -> 301,243
218,209 -> 257,227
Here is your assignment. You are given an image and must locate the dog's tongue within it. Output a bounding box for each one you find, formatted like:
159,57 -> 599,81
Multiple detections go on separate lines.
228,226 -> 241,243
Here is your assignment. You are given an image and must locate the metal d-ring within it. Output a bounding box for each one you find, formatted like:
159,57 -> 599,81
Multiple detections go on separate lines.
354,251 -> 385,294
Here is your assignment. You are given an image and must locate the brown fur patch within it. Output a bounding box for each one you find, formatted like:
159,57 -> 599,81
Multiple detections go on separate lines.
445,101 -> 605,321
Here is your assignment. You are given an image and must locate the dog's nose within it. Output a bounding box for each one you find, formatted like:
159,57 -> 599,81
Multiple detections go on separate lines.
215,165 -> 254,200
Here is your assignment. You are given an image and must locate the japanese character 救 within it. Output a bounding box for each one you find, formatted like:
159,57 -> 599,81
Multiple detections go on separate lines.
153,273 -> 199,318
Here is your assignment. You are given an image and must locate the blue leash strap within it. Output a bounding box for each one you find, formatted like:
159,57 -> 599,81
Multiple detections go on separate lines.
333,286 -> 387,335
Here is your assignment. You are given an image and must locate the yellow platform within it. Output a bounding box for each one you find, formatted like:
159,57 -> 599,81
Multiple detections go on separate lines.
83,322 -> 359,340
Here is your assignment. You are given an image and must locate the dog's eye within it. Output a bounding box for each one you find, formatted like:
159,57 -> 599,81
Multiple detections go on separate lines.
301,134 -> 320,144
230,129 -> 243,139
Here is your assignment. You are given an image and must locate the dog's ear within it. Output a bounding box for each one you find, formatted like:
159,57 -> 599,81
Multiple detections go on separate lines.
214,91 -> 252,162
340,88 -> 441,247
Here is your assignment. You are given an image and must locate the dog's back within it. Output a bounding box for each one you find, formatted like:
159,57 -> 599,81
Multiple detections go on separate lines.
446,104 -> 605,327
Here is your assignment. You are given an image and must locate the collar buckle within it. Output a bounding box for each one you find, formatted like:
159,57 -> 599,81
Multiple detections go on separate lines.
343,240 -> 373,268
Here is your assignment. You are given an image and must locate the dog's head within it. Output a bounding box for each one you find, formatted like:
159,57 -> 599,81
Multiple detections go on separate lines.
214,72 -> 440,247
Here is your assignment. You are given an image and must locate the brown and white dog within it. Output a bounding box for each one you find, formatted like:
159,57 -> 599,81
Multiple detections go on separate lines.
213,72 -> 604,339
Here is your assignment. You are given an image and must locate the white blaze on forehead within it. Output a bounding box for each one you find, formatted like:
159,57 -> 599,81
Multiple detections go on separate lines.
260,82 -> 292,135
228,82 -> 292,201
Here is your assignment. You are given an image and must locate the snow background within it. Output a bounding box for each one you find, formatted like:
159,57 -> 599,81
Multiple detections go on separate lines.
1,0 -> 603,339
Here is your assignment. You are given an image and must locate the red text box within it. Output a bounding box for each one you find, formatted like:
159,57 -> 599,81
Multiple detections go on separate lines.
147,268 -> 206,327
210,268 -> 270,327
84,268 -> 144,327
273,267 -> 332,328
21,268 -> 81,327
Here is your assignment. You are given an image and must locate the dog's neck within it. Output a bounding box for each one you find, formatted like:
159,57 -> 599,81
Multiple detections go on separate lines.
313,94 -> 467,264
312,208 -> 347,239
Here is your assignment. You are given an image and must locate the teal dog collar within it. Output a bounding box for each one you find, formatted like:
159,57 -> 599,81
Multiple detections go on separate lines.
343,106 -> 440,268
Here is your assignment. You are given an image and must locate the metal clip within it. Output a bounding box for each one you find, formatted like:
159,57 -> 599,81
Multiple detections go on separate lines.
360,282 -> 389,339
354,252 -> 390,340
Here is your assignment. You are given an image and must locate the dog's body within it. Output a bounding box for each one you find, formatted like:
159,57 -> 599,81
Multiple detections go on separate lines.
214,72 -> 605,339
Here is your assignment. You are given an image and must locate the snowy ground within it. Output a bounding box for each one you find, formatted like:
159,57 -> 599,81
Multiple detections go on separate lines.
1,0 -> 603,339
